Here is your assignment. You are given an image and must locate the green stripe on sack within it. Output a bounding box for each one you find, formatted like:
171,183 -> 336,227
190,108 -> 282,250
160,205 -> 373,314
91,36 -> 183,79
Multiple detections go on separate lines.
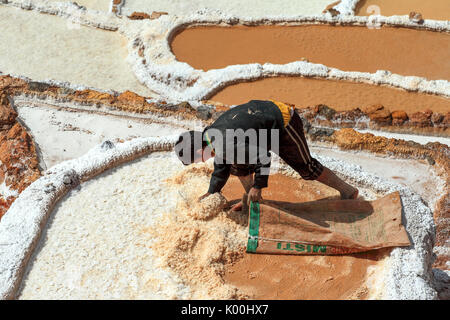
247,201 -> 260,253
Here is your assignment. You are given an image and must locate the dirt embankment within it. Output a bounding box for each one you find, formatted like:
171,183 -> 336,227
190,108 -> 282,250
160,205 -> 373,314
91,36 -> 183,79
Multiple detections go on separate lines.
171,24 -> 450,80
0,75 -> 208,120
3,75 -> 448,136
295,103 -> 450,137
0,80 -> 41,219
355,0 -> 450,21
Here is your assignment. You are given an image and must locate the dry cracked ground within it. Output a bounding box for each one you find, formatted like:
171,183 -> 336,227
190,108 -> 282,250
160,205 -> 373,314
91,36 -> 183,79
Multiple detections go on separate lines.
0,0 -> 449,300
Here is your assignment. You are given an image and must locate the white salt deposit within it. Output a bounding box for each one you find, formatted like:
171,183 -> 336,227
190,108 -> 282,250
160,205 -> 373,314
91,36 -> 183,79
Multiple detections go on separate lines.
46,0 -> 111,12
334,0 -> 359,15
18,152 -> 191,299
121,0 -> 334,18
15,99 -> 186,169
310,146 -> 445,211
4,0 -> 120,31
0,5 -> 152,97
126,10 -> 450,103
311,152 -> 437,299
1,1 -> 448,105
0,181 -> 19,199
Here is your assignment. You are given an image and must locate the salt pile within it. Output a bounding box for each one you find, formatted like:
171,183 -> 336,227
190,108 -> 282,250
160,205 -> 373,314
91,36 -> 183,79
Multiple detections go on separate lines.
150,164 -> 248,299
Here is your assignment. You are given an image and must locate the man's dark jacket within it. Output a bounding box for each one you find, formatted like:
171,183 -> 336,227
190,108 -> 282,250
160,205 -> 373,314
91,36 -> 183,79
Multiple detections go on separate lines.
203,100 -> 286,194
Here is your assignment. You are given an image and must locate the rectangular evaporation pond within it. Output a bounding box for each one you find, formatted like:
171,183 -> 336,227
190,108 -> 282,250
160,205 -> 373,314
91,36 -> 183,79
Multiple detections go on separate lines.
0,6 -> 152,96
171,25 -> 450,80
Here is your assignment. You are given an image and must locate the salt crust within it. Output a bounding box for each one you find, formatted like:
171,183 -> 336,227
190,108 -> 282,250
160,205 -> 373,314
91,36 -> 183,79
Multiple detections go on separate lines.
18,153 -> 192,299
121,0 -> 334,18
0,135 -> 177,299
334,0 -> 360,16
0,181 -> 19,199
0,136 -> 438,299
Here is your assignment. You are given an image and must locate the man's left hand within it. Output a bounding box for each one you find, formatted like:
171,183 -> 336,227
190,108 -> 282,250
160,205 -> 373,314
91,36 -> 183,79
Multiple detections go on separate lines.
198,192 -> 211,202
247,187 -> 262,205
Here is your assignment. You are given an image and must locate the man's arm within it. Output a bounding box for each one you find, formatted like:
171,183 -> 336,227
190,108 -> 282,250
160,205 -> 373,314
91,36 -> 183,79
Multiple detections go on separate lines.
199,161 -> 231,201
252,152 -> 271,190
238,174 -> 253,193
228,174 -> 258,211
240,151 -> 270,204
208,161 -> 231,194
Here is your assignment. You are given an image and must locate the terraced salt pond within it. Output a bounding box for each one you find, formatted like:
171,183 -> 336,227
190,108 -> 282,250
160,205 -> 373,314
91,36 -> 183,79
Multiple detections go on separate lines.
0,6 -> 153,96
18,153 -> 189,299
209,76 -> 450,114
171,24 -> 450,80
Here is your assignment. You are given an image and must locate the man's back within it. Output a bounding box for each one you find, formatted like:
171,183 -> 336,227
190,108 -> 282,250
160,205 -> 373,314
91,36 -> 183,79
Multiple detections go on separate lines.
205,100 -> 285,134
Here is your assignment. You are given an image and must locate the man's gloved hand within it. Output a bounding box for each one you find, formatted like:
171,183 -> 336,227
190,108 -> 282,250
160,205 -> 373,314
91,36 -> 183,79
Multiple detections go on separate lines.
247,187 -> 262,205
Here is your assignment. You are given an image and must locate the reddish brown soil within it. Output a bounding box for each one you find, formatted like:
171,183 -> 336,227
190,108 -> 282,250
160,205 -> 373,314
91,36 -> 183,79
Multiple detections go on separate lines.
171,25 -> 450,80
209,76 -> 450,114
355,0 -> 450,21
128,12 -> 151,20
221,174 -> 388,300
0,93 -> 41,219
128,11 -> 168,20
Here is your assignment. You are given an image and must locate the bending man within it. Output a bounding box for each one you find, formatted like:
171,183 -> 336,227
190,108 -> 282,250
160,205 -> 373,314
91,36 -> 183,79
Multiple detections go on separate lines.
175,100 -> 358,210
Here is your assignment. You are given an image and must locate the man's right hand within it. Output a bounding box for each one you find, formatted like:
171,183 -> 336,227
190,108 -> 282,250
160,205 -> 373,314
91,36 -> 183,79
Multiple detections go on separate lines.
198,192 -> 211,202
230,201 -> 243,211
247,187 -> 262,205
